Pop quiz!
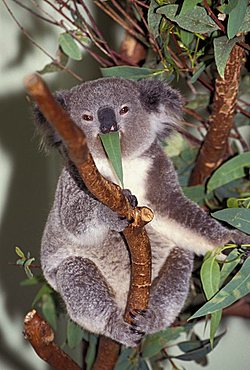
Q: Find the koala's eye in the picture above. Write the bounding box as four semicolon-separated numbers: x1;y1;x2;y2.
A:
119;106;129;115
82;113;93;122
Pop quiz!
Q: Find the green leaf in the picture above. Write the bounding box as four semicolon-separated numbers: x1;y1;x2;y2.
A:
207;152;250;193
179;0;201;15
227;197;239;208
227;0;248;39
39;48;69;75
42;294;57;330
239;7;250;33
200;257;220;300
220;249;241;288
212;208;250;234
58;33;82;61
180;29;195;47
101;66;165;80
182;185;205;204
148;0;162;38
32;283;53;306
86;334;98;370
190;62;206;83
67;320;84;349
172;332;225;361
20;276;41;286
15;246;25;259
210;310;222;347
190;257;250;319
142;326;184;358
100;132;124;188
157;5;220;34
213;36;239;78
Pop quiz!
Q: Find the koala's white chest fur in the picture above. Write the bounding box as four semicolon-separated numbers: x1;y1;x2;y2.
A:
94;155;151;205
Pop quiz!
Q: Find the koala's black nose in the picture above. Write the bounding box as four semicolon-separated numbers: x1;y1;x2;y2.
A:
98;107;118;134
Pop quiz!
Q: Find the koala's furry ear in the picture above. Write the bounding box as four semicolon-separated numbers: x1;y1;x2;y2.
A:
137;79;183;118
33;90;70;149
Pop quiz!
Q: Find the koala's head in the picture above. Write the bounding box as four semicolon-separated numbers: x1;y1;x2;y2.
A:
34;77;183;159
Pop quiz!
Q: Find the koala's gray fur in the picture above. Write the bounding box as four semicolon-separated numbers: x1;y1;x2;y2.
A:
34;78;249;347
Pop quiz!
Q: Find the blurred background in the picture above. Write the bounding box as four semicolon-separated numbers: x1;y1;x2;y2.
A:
0;1;250;369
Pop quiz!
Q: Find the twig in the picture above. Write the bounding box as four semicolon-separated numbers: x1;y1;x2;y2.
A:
24;310;81;370
203;0;225;33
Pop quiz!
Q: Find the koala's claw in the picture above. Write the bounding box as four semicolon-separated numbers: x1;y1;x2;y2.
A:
122;189;138;208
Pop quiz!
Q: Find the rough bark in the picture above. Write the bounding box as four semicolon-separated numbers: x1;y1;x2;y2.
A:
189;44;245;185
24;310;81;370
24;73;153;370
92;337;121;370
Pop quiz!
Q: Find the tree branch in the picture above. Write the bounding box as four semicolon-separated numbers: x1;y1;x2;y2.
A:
24;310;81;370
189;44;245;185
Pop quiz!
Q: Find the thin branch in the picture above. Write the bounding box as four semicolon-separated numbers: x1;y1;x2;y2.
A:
203;0;225;33
11;0;58;25
111;0;145;35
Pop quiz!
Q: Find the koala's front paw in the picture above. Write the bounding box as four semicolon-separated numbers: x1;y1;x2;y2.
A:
122;189;138;208
129;309;156;335
108;314;144;347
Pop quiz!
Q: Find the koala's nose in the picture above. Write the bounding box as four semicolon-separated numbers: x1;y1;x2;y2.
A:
98;107;118;134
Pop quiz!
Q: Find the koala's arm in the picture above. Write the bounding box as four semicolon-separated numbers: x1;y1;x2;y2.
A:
146;145;250;255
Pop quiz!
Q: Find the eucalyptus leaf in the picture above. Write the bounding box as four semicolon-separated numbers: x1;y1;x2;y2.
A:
142;326;184;358
227;0;248;39
180;29;194;47
67;320;84;349
179;0;201;15
239;7;250;33
212;208;250;234
157;5;220;34
32;283;53;307
148;0;162;38
171;332;225;361
200;257;220;300
210;310;222;348
220;249;241;288
15;246;25;259
182;185;205;204
100;132;124;188
207;152;250;193
190;258;250;319
191;62;206;83
213;36;239;78
42;294;57;330
101;66;165;80
86;334;98;370
58;33;82;61
114;348;135;370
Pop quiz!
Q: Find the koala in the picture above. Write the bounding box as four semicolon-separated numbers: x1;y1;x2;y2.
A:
34;77;249;347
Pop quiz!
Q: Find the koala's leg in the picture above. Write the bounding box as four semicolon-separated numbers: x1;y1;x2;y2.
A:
130;248;193;335
55;256;143;347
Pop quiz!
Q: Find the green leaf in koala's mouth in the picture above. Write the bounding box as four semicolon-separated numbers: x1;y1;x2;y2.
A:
99;132;124;188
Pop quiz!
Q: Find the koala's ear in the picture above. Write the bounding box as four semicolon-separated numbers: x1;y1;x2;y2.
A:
137;79;183;118
33;90;70;148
